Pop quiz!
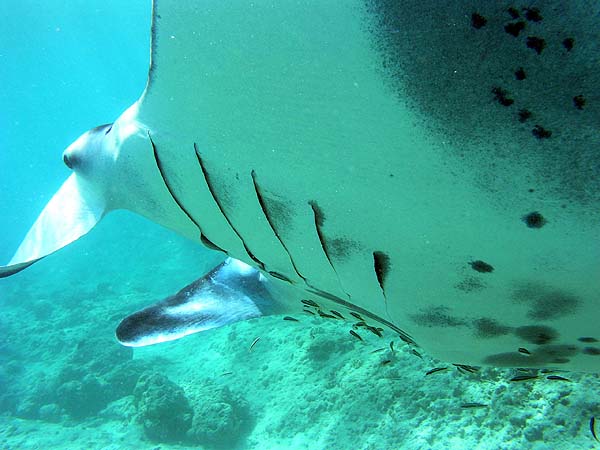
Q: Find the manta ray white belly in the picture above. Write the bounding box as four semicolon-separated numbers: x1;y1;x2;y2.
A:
1;0;599;373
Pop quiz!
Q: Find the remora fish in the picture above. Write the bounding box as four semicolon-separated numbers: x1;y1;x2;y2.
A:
1;1;599;373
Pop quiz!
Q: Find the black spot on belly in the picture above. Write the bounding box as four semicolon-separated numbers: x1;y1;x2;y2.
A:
562;37;574;51
472;318;512;338
518;109;532;122
507;7;519;19
531;125;551;139
522;211;546;228
492;87;514;106
515;325;558;345
583;347;600;355
526;36;546;55
469;260;494;273
514;67;526;80
410;306;467;328
505;21;526;37
471;13;487;29
524;8;543;23
511;282;580;320
578;337;598;343
573;95;586;110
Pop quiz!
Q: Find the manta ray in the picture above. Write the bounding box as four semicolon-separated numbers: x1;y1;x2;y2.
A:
2;1;599;373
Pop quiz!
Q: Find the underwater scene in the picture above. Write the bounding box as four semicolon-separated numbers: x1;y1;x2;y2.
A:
1;1;599;449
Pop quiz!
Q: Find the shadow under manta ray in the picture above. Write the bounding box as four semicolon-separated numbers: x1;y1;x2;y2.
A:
1;1;599;373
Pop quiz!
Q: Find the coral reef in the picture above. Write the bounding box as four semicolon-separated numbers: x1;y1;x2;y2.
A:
186;380;252;448
133;371;193;443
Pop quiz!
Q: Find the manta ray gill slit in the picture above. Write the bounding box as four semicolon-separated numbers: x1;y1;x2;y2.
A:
250;169;306;283
193;143;266;270
148;133;225;252
373;251;390;301
308;200;333;266
308;200;351;299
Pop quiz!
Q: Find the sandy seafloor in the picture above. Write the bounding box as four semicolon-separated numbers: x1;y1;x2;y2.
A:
1;1;599;449
0;215;598;450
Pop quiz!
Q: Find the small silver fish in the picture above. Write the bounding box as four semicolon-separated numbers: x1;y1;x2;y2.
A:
249;337;260;351
461;402;487;409
349;311;364;321
349;330;363;341
425;367;449;376
510;375;538;382
546;375;571;382
330;310;345;319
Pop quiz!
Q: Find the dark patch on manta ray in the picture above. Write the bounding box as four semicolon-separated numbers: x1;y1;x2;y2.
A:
327;237;361;261
483;349;572;367
562;37;575;51
484;342;578;366
483;352;534;367
583;347;600;356
410;306;467;328
515;325;558;345
251;170;306;282
536;344;578;364
522;211;546;228
504;21;526;37
365;2;600;207
455;276;486;293
511;281;580;320
470;13;487;29
526;36;546;55
472;318;512;338
260;193;294;230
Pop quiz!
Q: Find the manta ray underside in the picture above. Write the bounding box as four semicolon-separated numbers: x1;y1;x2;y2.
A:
1;1;599;373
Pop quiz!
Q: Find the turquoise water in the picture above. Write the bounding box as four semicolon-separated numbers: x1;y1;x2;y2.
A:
1;2;599;449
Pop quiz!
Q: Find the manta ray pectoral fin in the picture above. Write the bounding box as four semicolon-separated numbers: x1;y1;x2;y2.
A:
0;174;106;278
116;258;291;347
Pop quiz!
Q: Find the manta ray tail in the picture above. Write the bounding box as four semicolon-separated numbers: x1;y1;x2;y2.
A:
0;174;105;278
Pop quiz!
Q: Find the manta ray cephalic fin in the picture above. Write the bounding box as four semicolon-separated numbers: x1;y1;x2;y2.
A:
116;258;291;347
